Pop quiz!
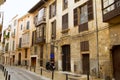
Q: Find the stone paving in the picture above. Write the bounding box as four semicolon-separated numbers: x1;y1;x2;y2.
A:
18;66;104;80
0;69;5;80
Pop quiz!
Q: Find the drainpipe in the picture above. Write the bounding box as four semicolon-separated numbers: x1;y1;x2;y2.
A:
94;0;100;78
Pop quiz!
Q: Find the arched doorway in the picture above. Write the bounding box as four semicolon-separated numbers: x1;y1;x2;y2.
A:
62;45;71;71
112;45;120;80
18;53;21;65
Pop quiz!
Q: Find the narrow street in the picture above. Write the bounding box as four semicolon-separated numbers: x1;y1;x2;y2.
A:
5;66;51;80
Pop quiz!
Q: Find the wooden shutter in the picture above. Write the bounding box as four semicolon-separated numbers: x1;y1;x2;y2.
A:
49;5;51;19
88;0;93;21
51;20;56;39
32;31;34;46
62;13;68;30
80;41;89;51
79;22;88;32
73;8;78;26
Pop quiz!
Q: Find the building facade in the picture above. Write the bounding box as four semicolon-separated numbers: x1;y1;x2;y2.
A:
28;0;112;78
102;0;120;80
1;0;120;79
15;14;33;66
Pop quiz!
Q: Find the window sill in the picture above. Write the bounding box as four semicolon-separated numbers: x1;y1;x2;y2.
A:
61;28;70;34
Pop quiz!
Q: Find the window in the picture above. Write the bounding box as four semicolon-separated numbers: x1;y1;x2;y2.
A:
49;1;56;19
62;13;68;30
19;38;22;48
21;24;23;30
74;0;80;3
36;25;44;38
51;20;56;39
73;0;93;32
63;0;68;10
25;49;27;58
26;21;30;29
34;15;38;25
34;46;37;55
103;0;115;14
80;5;88;24
80;41;89;51
40;45;43;66
12;41;14;50
38;8;45;22
32;31;36;46
14;29;15;35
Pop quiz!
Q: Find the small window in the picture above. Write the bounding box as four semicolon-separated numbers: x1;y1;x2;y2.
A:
63;0;68;10
49;1;56;19
80;41;89;51
26;21;30;29
62;13;68;30
51;20;56;39
21;24;23;30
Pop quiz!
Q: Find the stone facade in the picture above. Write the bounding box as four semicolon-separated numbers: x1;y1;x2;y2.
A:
2;0;119;79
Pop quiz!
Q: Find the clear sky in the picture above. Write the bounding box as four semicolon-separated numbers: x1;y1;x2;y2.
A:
0;0;39;29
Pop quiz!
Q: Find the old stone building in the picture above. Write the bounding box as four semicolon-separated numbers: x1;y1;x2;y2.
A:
1;0;120;79
15;14;33;66
101;0;120;80
1;15;18;65
28;0;112;78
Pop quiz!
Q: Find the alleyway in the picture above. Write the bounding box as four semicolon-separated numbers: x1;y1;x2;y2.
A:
5;66;51;80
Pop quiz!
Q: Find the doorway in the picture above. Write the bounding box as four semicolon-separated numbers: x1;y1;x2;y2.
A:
31;57;36;67
62;45;71;71
18;53;21;65
82;54;90;74
112;45;120;80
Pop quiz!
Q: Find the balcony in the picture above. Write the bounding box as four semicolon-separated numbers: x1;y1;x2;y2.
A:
23;27;30;33
102;0;120;23
35;37;45;44
34;8;46;27
21;42;30;48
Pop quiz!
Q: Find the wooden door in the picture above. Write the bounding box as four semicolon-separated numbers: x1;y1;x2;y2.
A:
62;45;71;71
31;57;36;67
112;45;120;80
82;54;90;74
18;53;21;65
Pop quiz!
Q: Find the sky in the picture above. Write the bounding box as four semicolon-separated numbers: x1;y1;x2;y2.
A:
0;0;39;29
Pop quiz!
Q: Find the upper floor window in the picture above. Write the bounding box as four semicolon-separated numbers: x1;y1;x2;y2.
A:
51;20;56;39
102;0;115;14
74;0;80;3
36;25;45;38
73;0;93;32
80;4;88;24
14;29;16;35
21;24;23;30
49;1;56;19
80;41;89;51
38;8;45;22
63;0;68;10
62;13;68;30
26;21;30;29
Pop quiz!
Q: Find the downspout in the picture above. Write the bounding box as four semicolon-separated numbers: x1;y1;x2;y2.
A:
94;0;100;78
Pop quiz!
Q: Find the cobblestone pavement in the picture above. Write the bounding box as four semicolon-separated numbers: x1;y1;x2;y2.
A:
0;69;5;80
5;66;51;80
16;66;104;80
3;65;104;80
